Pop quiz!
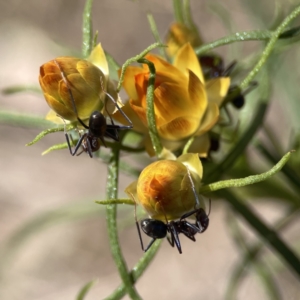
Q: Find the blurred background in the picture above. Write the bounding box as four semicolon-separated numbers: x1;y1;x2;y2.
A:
0;0;300;299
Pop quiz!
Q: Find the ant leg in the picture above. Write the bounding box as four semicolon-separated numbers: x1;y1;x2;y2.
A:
143;238;157;252
131;192;147;252
169;223;182;254
222;60;237;76
180;223;197;242
167;233;175;247
65;134;87;156
103;90;133;129
179;208;201;221
135;222;146;251
86;138;93;158
133;197;145;251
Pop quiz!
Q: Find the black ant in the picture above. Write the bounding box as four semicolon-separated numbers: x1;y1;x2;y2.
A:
198;54;257;110
136;204;210;254
133;168;210;254
54;59;133;158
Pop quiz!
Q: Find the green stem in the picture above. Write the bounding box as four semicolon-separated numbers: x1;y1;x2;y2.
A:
194;26;300;56
96;199;135;206
240;5;300;90
137;58;163;157
182;0;195;29
104;240;162;300
200;151;292;194
256;143;300;196
105;145;142;300
0;111;54;129
172;0;184;23
146;13;166;59
117;42;164;93
2;85;41;94
82;0;94;58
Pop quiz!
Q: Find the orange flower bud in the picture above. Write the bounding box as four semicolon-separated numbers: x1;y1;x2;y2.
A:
39;56;106;122
165;22;203;58
126;153;204;221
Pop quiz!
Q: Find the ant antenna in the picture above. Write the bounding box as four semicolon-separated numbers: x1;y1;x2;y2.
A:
207;199;211;216
100;76;133;129
186;168;201;208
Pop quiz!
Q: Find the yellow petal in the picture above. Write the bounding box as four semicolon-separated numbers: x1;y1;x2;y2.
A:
188;70;207;122
177;153;203;181
188;134;210;157
206;77;231;106
196;102;219;135
144;54;179;75
87;43;109;77
76;60;105;94
44;92;77;121
119;66;144;100
174;43;204;83
158;116;200;140
45;110;66;124
113;101;147;134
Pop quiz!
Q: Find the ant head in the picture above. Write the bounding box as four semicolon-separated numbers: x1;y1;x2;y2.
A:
196;208;210;233
141;219;168;239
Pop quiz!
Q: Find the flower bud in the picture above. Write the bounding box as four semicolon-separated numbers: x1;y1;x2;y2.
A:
39;55;106;122
126;153;203;221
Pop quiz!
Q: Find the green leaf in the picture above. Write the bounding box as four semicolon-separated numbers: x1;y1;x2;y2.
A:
221;189;300;279
76;279;98;300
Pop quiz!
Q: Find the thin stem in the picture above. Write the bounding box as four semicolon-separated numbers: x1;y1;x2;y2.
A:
104;240;162;300
194;26;300;56
256;143;300;196
2;85;42;94
137;58;163;157
82;0;94;58
117;42;165;93
146;13;166;59
240;5;300;90
95;199;135;206
200;151;292;194
105;145;142;300
172;0;184;23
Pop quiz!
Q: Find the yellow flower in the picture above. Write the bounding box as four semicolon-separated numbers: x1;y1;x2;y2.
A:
39;44;118;123
165;22;202;58
126;153;204;221
114;43;230;157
